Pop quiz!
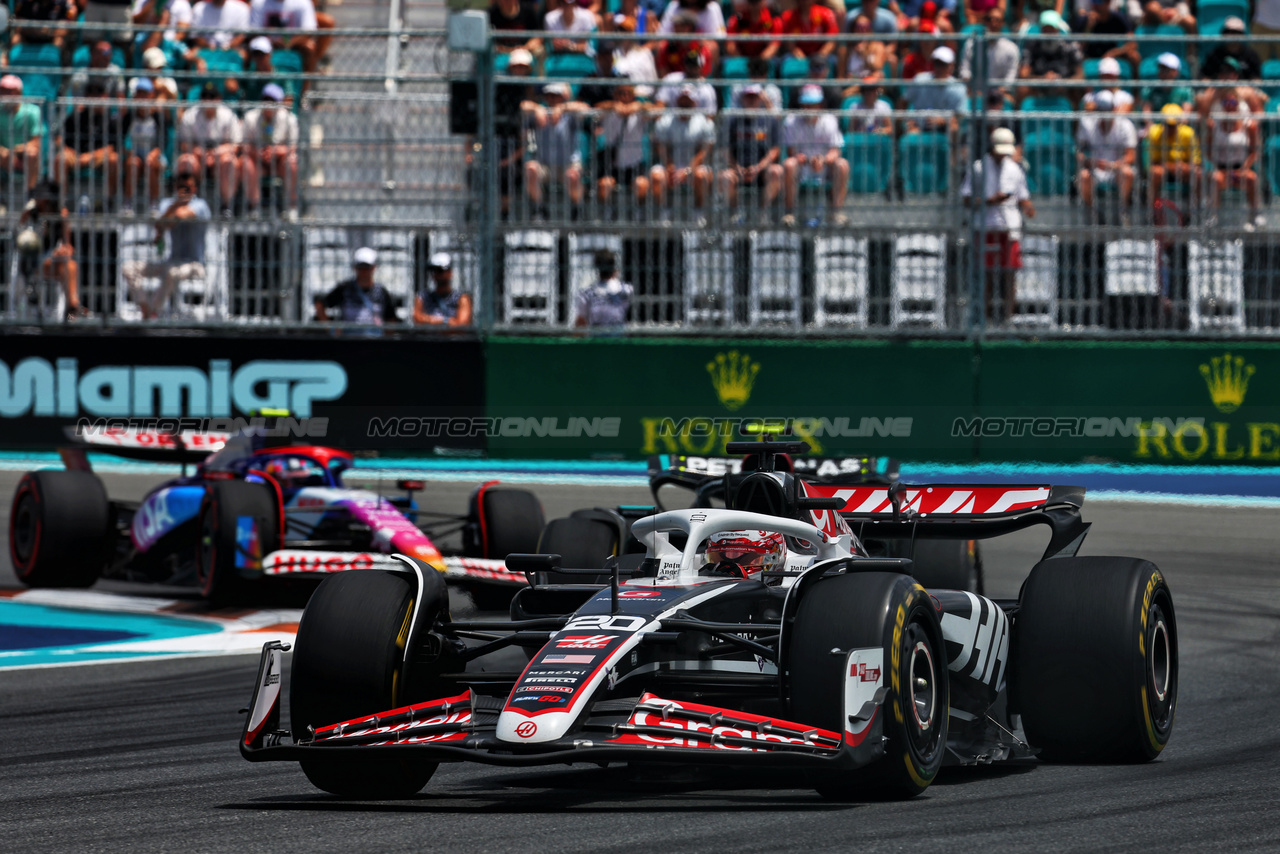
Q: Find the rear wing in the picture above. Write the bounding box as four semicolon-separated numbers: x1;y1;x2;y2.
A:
61;425;230;464
648;454;898;484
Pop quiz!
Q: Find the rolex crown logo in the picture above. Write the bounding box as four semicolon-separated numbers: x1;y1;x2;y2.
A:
1199;352;1255;414
707;350;760;411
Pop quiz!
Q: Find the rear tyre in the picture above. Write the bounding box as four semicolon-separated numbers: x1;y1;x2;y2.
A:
290;569;447;798
1013;556;1177;763
195;480;280;606
910;538;982;593
9;470;110;588
465;487;544;611
788;571;947;800
538;515;618;584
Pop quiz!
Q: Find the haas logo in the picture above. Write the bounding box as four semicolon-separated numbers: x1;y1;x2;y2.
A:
515;721;538;739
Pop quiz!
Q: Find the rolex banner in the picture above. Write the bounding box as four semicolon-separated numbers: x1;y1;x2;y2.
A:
486;338;1280;465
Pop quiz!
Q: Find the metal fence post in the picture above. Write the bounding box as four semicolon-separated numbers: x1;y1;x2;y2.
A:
970;30;990;338
476;44;496;331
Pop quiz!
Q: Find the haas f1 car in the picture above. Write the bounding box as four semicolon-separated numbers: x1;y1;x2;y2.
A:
240;441;1178;800
8;427;541;605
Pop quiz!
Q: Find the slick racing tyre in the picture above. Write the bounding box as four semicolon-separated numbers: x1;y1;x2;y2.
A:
1012;556;1177;762
195;480;280;606
466;487;544;611
788;571;948;800
9;470;110;588
291;569;449;798
537;515;618;584
910;539;983;593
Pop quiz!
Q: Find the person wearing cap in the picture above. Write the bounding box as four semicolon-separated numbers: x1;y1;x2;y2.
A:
490;0;544;56
727;0;782;61
545;0;599;57
240;35;281;102
315;247;403;325
55;81;127;205
904;45;967;132
1139;53;1192;115
250;0;330;77
1076;88;1137;215
1205;86;1264;230
647;88;716;218
19;180;84;319
178;84;246;215
594;81;654;208
122;169;212;318
11;0;77;49
124;76;168;211
1083;56;1135;113
719;84;784;217
1073;0;1139;70
730;56;784;111
1147;103;1200;208
415;253;474;327
782;84;849;225
189;0;251;53
1201;18;1262;81
241;82;299;216
841;73;893;133
574;249;633;329
521;83;589;216
959;8;1020;85
484;48;535;216
962;127;1034;325
139;46;182;101
780;0;838;61
68;40;126;99
656;47;720;113
611;12;660;93
0;75;45;193
1018;11;1083;103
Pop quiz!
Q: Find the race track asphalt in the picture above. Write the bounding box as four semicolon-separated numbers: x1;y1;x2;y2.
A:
2;472;1279;853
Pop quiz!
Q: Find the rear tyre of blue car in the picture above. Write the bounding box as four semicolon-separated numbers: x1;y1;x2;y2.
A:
9;470;110;588
788;571;948;800
290;569;447;798
196;480;280;606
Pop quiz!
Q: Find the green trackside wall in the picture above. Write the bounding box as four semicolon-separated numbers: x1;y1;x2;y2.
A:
484;337;1280;465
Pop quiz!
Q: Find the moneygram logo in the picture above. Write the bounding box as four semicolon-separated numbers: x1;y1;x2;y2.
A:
1200;352;1254;414
707;351;759;411
0;358;347;419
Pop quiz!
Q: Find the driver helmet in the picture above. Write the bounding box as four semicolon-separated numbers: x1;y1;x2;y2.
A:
263;457;310;488
705;530;786;578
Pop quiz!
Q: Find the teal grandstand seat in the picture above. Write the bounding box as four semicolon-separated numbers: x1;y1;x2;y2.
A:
1135;23;1187;61
544;53;597;80
779;56;810;80
1024;131;1075;195
1019;96;1073;144
900;132;948;194
9;42;63;69
722;56;750;80
1197;0;1249;36
843;132;892;193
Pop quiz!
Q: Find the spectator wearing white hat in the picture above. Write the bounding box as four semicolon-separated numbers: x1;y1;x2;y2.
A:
1082;56;1134;113
241;36;281;101
0;75;45;193
1201;18;1262;80
241;83;298;217
415;253;473;327
1073;0;1139;73
1139;53;1193;115
655;48;719;115
521;82;589;216
190;0;251;53
961;127;1034;325
904;46;967;133
782;84;848;225
315;247;402;324
1076;88;1137;216
250;0;331;77
140;46;181;100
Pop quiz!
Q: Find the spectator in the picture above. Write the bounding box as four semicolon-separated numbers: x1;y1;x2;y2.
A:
656;49;718;113
904;46;966;132
521;82;588;216
1254;0;1280;63
847;0;899;36
727;0;782;61
961;127;1034;325
658;0;726;37
490;0;544;56
177;83;245;215
314;247;402;324
1201;18;1262;81
899;20;940;81
19;180;84;318
1133;0;1193;34
782;84;849;225
839;14;887;81
1147;103;1200;207
1083;56;1134;112
730;56;784;110
414;252;473;327
1073;0;1138;71
141;46;181;100
576;49;623;106
0;76;45;194
486;48;535;216
645;87;715;218
960;9;1020;86
594;81;651;207
190;0;251;53
250;0;331;75
611;15;659;92
719;85;784;217
69;41;126;99
1139;53;1192;114
122;170;212;317
603;0;659;41
131;0;194;54
842;73;893;133
56;82;125;205
82;0;136;44
965;0;1005;28
1018;11;1082;102
11;0;77;48
241;36;282;101
241;83;298;216
902;0;956;33
1206;87;1263;230
545;0;598;56
124;77;167;211
780;0;838;62
575;249;632;328
1076;89;1136;216
1196;57;1267;115
656;15;713;76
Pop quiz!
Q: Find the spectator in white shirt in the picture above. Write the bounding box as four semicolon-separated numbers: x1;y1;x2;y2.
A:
961;127;1035;325
545;1;598;56
241;83;298;216
190;0;251;53
646;87;716;218
1076;89;1136;214
250;0;331;74
656;49;718;114
1082;56;1135;113
178;83;245;214
959;9;1020;87
782;85;849;225
131;0;193;53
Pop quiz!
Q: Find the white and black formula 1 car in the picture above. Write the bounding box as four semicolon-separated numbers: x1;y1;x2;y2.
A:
239;442;1178;800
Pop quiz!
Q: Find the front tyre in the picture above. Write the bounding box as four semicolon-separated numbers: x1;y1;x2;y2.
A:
1012;556;1178;762
788;571;948;800
290;569;445;798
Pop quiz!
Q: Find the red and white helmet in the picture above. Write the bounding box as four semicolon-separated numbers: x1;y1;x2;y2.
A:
705;530;786;578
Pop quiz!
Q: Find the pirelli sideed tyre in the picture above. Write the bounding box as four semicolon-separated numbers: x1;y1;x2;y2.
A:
788;571;948;800
910;538;983;593
1012;556;1178;763
9;470;110;588
290;569;448;798
196;480;280;606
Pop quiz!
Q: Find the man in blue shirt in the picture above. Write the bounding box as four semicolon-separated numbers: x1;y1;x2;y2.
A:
315;246;402;325
122;170;212;319
575;250;633;329
904;45;967;133
414;252;473;327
